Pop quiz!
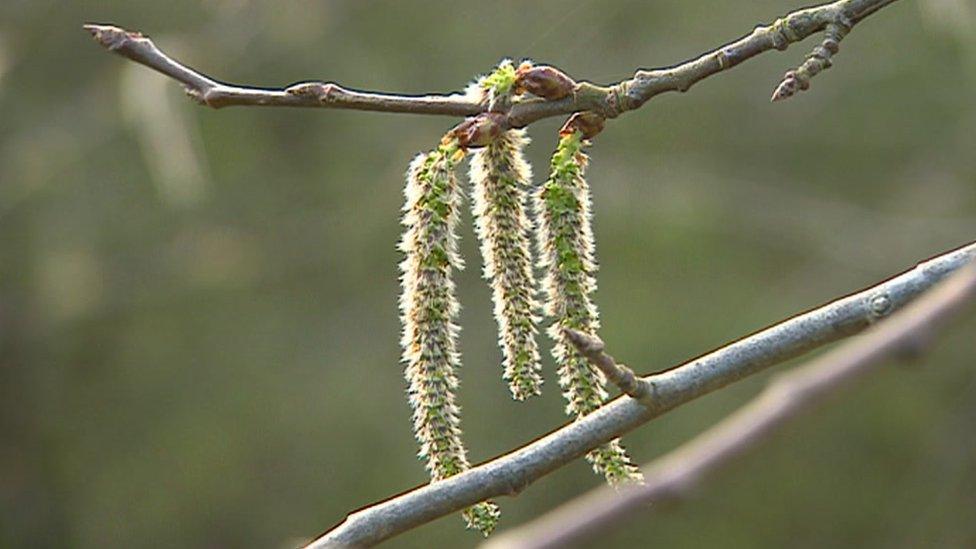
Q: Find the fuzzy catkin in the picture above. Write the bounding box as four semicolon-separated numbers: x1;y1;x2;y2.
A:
534;131;643;485
469;129;543;400
399;140;500;534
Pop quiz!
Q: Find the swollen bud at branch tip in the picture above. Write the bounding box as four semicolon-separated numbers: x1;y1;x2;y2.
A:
449;112;506;149
514;62;576;101
559;112;605;140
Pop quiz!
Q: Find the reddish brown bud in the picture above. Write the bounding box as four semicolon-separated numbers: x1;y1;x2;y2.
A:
449;112;506;149
559;112;605;140
514;62;575;101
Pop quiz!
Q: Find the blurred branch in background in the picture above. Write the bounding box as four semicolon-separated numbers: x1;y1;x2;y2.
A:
486;264;976;549
0;34;9;89
307;242;975;547
83;0;900;129
120;56;210;207
628;167;976;274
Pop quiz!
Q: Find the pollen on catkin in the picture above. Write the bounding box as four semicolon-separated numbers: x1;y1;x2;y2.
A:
469;129;543;400
399;138;500;535
533;130;643;485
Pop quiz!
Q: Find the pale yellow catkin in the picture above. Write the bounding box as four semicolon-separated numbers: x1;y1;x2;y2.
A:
399;140;500;535
469;129;544;400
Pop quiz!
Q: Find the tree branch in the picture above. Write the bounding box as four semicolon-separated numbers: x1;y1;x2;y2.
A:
81;24;484;115
485;263;976;549
305;241;974;547
84;0;900;127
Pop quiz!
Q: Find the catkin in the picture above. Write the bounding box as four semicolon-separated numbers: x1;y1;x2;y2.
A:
469;129;543;400
534;131;643;485
399;139;500;534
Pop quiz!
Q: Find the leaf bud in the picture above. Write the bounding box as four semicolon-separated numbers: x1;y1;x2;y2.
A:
514;62;576;101
559;112;605;140
449;112;506;149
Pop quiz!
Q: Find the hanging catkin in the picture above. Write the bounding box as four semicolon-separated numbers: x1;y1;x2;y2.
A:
534;129;643;485
399;138;500;534
469;129;543;400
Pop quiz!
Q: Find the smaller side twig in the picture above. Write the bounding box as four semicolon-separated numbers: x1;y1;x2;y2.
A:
771;18;851;101
564;329;652;405
486;264;976;549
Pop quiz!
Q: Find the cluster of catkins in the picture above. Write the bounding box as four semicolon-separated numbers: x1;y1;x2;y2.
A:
399;60;641;536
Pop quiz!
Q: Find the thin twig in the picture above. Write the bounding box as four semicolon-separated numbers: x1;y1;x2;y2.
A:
485;264;976;549
563;329;652;404
82;24;483;115
84;0;899;128
305;241;974;548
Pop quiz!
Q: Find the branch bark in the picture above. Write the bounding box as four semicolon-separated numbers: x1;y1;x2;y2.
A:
84;0;900;128
485;263;976;549
306;241;975;547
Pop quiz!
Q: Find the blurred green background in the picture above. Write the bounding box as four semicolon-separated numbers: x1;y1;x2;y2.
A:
2;1;975;547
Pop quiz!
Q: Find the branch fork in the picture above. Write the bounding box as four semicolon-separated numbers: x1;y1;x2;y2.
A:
771;14;853;101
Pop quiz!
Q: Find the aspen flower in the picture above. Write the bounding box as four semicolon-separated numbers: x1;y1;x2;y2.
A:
534;130;643;485
470;129;543;399
400;138;500;534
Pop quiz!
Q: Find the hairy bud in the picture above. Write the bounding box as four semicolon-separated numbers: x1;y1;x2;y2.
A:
481;59;518;98
514;62;576;101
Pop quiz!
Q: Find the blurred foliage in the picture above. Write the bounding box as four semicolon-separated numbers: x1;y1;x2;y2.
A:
1;1;975;547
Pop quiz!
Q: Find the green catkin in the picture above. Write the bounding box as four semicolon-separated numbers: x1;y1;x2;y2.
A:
479;59;518;111
469;129;543;400
534;131;643;485
399;138;500;535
